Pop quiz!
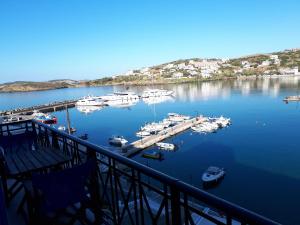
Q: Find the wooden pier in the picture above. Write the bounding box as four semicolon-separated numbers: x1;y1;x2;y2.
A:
0;99;79;116
123;116;206;157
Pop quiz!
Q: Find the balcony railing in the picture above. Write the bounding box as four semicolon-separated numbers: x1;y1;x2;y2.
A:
0;120;280;225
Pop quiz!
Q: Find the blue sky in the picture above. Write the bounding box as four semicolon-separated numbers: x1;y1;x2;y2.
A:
0;0;299;82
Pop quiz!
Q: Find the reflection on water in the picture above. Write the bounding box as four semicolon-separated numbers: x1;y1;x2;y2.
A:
143;96;174;105
0;77;300;111
168;77;300;102
106;98;139;109
77;106;104;114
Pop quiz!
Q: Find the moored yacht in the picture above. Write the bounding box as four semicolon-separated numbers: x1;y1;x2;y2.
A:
136;130;151;137
99;91;139;101
140;122;165;134
156;142;175;151
76;96;106;106
167;113;190;123
108;136;128;146
202;166;225;183
191;122;218;133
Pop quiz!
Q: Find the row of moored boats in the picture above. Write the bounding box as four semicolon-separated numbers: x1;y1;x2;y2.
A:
75;89;174;107
191;116;231;133
137;113;190;137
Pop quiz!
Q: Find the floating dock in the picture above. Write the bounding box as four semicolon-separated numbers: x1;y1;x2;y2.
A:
123;116;206;157
0;99;79;116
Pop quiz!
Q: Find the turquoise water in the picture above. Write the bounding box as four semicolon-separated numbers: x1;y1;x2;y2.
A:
1;78;300;224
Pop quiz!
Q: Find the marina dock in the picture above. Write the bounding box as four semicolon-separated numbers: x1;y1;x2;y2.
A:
0;99;79;116
123;116;206;157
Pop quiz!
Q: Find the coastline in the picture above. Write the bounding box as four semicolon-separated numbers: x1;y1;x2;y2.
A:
1;74;299;94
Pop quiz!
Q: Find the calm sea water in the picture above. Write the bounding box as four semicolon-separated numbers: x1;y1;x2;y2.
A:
1;78;300;224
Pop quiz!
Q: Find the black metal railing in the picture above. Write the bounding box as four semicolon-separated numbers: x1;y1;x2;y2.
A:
0;120;280;225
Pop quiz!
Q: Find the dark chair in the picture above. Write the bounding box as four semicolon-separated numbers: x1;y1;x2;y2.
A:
26;159;102;225
0;131;37;204
0;183;8;225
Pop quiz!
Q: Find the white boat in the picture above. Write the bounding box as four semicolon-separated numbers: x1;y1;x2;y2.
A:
76;96;106;106
209;116;231;128
216;116;231;127
141;89;174;98
58;125;66;131
167;113;190;123
156;142;175;150
136;130;151;137
108;136;128;146
141;122;165;134
191;122;218;133
202;167;225;183
100;91;139;101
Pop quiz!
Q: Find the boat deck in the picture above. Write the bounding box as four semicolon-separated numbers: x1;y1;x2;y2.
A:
123;116;206;157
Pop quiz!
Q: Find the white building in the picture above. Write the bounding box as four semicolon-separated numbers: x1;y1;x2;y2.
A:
241;61;251;69
270;55;278;60
259;60;270;67
279;67;299;75
140;67;150;73
270;55;280;65
173;72;184;79
201;69;213;78
163;64;174;70
189;71;198;76
177;63;186;70
125;70;134;76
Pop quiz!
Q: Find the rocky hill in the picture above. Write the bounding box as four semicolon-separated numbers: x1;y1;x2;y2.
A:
1;48;300;92
0;80;80;93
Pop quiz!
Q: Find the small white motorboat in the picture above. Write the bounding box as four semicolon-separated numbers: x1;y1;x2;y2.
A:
58;125;66;131
156;142;175;151
136;130;151;137
108;136;128;146
167;113;190;122
202;166;225;183
211;116;231;128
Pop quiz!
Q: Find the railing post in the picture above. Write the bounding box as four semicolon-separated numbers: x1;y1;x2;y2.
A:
0;123;3;136
170;185;181;225
86;147;103;224
51;131;59;149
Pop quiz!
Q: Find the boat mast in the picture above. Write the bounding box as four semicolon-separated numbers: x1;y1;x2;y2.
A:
66;105;71;134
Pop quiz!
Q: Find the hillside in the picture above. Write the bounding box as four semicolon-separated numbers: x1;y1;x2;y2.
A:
0;80;80;93
1;48;300;92
91;48;300;86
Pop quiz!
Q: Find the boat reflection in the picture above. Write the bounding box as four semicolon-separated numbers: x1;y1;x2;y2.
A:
106;98;139;109
143;96;174;105
76;105;105;114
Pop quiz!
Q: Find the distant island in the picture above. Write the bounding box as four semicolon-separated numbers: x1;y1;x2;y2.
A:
1;48;300;93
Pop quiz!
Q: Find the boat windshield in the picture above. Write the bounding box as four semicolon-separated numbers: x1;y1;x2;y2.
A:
207;167;221;174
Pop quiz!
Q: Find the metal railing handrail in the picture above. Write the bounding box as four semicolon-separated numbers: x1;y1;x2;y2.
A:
30;120;280;225
0;120;281;225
